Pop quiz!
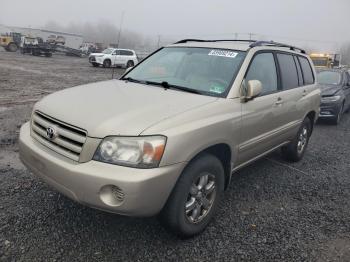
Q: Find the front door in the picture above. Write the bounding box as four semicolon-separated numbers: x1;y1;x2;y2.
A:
238;52;286;164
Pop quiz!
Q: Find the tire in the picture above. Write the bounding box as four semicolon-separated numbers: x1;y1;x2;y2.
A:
8;43;18;52
331;103;344;125
32;50;40;56
126;60;134;68
103;59;111;68
92;63;99;67
159;154;225;238
281;117;311;162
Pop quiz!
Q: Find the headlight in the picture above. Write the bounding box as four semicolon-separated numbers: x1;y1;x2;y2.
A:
321;95;341;103
93;136;166;168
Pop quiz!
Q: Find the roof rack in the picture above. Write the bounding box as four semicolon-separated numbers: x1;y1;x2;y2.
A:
174;39;306;54
249;40;306;54
174;39;256;44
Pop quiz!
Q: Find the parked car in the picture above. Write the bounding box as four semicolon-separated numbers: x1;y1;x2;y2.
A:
19;39;320;237
47;35;65;45
317;68;350;124
88;48;138;68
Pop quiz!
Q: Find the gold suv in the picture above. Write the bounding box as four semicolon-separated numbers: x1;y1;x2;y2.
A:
19;39;320;237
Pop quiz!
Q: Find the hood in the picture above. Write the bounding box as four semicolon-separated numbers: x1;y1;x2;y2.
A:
35;80;217;137
319;84;342;97
89;53;105;57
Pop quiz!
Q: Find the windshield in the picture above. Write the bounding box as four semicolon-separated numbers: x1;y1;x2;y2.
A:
123;47;246;97
102;48;114;54
317;70;341;85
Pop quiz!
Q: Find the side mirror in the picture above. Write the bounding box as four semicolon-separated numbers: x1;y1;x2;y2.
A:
242;80;262;101
125;67;133;73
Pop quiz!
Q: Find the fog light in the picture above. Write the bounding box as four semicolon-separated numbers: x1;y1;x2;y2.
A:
99;185;125;206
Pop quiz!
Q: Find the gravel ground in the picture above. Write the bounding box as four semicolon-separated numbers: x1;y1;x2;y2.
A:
1;50;350;261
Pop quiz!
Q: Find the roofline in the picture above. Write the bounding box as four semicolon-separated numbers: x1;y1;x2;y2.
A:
173;39;306;54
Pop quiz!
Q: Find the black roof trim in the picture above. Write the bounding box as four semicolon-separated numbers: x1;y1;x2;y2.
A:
174;39;257;44
173;39;306;54
249;40;306;54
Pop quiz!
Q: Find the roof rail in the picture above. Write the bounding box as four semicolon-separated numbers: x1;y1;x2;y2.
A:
174;39;257;44
249;40;306;54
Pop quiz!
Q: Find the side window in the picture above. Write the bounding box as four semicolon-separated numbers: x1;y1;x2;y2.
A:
246;52;278;95
120;50;133;56
293;56;303;86
299;57;315;85
113;50;120;55
277;53;299;90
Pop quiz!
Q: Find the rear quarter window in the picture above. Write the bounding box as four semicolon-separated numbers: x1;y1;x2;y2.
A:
299;57;315;85
277;53;299;90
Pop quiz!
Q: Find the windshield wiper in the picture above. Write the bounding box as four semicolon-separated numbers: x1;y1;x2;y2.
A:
122;77;145;84
145;80;202;94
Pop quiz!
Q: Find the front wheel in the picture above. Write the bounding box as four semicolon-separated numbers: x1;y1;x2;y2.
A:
159;154;224;238
331;103;344;125
8;43;18;52
281;117;311;162
103;59;111;68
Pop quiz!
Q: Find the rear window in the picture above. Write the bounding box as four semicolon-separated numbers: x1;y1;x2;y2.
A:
277;53;299;90
317;71;342;85
299;57;315;85
120;50;133;56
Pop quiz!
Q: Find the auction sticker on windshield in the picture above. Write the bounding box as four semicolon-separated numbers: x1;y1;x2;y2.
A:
208;50;238;58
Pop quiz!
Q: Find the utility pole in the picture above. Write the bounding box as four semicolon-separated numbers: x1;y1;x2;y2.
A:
157;35;161;49
116;11;125;48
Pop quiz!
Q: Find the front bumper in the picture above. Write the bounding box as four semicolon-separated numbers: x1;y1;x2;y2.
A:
89;56;103;65
19;122;185;216
319;101;342;118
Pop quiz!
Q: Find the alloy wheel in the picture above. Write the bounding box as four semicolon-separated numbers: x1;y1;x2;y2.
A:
185;173;216;224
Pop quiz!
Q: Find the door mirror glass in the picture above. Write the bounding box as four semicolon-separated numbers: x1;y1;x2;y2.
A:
243;80;262;101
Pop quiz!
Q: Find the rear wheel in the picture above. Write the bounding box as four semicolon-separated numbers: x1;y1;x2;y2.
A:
103;59;111;68
281;117;311;162
159;154;224;238
8;43;18;52
126;60;134;68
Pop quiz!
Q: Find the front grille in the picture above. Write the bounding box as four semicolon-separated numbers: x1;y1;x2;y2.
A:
31;111;87;161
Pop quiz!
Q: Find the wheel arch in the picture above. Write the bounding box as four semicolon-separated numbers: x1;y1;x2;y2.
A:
185;143;233;190
305;110;316;134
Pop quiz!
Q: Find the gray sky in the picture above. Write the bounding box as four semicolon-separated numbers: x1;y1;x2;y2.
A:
1;0;349;51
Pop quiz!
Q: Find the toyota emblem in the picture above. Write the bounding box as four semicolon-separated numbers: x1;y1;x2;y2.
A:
46;126;57;140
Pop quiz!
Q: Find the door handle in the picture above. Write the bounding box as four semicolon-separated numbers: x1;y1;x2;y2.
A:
275;97;283;105
302;90;307;96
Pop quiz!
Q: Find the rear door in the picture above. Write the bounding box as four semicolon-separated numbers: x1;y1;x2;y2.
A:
273;52;307;141
119;50;130;66
238;52;286;164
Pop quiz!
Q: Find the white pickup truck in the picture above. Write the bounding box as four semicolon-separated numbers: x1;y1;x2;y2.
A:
89;48;138;68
